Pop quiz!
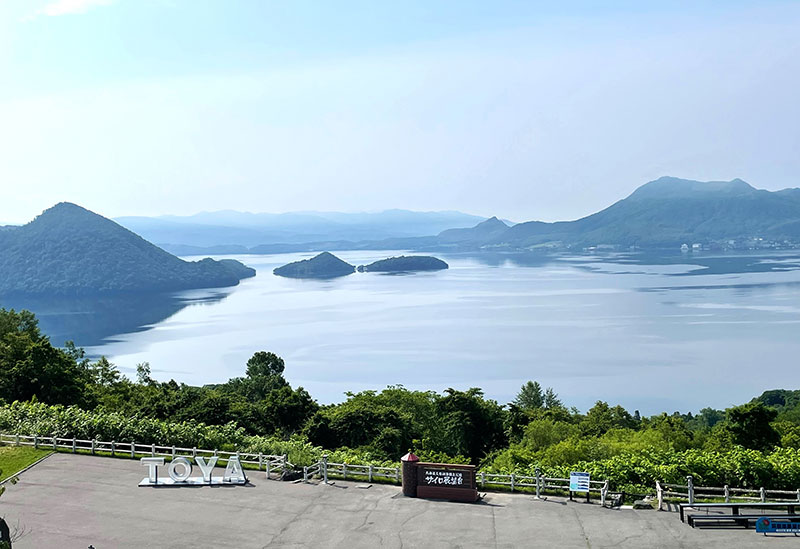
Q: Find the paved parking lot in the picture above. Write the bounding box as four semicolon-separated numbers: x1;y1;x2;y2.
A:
1;453;796;548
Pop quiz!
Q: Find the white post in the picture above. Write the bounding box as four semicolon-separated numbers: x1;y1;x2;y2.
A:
368;464;373;483
760;487;766;503
322;455;328;484
258;453;263;470
601;480;609;507
481;471;486;489
91;439;96;455
657;481;664;511
151;443;155;457
724;485;730;503
303;466;309;483
34;435;38;449
111;441;115;456
72;438;76;454
796;488;800;503
192;447;197;459
172;446;176;459
535;468;541;498
342;462;347;480
394;467;399;484
15;434;19;447
130;441;135;458
53;437;57;451
510;473;515;492
266;459;271;479
686;475;694;505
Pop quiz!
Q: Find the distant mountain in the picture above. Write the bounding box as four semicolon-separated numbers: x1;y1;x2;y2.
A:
273;252;355;279
0;203;255;296
116;209;487;249
437;217;509;245
357;256;448;273
491;177;800;249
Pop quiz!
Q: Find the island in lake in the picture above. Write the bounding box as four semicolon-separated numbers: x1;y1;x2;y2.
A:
357;255;448;273
273;252;356;279
274;252;449;278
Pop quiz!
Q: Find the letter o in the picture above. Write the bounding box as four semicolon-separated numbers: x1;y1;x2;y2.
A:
168;457;193;482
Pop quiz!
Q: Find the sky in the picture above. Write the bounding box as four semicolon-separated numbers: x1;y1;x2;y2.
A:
1;0;799;224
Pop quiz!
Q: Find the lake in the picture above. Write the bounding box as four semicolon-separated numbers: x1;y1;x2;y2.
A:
11;250;800;415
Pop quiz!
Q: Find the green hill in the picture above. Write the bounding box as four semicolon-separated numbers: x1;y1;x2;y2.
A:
357;256;448;273
0;202;255;296
464;177;800;250
273;252;355;279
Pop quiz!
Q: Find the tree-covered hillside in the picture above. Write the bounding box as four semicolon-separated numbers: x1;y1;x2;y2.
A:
0;203;255;295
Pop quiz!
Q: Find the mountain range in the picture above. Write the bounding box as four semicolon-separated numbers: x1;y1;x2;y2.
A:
124;177;800;255
0;203;255;296
115;210;488;250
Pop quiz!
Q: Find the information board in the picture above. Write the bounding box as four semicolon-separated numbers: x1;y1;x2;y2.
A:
756;517;800;534
569;471;590;493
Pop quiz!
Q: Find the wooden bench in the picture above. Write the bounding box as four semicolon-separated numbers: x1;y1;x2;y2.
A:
687;514;800;528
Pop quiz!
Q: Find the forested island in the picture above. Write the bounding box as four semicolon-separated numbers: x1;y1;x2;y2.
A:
273;251;355;278
357;255;448;273
274;252;449;278
2;306;799;498
0;202;255;296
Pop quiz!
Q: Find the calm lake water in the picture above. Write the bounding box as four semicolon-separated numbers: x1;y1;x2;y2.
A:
13;250;800;414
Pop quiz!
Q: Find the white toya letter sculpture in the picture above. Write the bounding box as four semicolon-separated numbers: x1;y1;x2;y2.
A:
139;455;248;486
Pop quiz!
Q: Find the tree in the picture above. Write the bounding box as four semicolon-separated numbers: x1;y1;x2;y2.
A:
0;308;92;406
543;388;563;410
513;381;543;410
725;402;779;451
136;362;154;385
246;352;285;378
434;388;507;463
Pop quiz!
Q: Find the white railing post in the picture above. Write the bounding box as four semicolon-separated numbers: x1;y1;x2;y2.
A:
53;437;57;451
258;453;263;470
303;466;309;483
760;487;766;503
394;467;399;484
34;435;38;449
687;475;694;505
131;441;136;458
111;441;115;457
480;471;485;489
535;468;541;498
724;485;730;503
266;459;271;479
657;481;663;511
601;480;609;507
193;447;197;459
322;455;328;484
368;464;373;483
91;439;96;455
172;446;176;459
72;438;76;454
796;488;800;503
510;473;515;492
151;443;155;457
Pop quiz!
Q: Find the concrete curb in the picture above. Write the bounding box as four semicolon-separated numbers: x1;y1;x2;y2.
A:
0;450;54;485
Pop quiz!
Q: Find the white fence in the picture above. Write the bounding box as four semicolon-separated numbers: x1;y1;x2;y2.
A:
0;433;291;479
304;457;611;505
656;475;800;510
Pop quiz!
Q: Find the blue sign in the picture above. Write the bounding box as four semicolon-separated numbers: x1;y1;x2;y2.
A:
756;517;800;534
569;472;590;492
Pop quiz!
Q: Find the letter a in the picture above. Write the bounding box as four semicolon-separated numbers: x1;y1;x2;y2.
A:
224;456;248;484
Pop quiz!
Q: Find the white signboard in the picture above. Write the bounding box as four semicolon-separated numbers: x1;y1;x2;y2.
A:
138;456;248;486
569;471;590;493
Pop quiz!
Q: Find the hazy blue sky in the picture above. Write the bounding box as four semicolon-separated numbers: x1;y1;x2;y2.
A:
1;1;799;224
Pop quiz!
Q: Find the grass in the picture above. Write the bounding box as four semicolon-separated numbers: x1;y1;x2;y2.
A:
0;446;52;481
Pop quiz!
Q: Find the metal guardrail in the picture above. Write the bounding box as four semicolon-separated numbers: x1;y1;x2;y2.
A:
656;476;800;510
0;433;291;478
